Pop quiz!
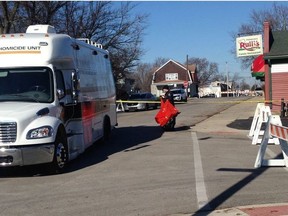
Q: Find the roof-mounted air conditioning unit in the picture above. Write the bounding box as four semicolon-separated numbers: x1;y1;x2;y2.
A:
26;25;56;34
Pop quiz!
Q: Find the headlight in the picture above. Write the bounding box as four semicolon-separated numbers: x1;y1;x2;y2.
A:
27;126;54;139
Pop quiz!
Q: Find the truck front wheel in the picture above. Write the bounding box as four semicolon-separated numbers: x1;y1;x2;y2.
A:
46;134;68;174
54;138;68;170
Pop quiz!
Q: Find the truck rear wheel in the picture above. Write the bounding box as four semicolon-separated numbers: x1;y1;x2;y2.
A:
101;117;111;144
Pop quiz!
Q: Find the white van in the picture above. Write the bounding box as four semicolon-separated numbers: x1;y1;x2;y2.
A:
0;25;117;172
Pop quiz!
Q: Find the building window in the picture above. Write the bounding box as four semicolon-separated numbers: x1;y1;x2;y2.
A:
165;73;178;81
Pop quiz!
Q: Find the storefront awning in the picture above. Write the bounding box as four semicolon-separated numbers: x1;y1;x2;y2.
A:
251;72;264;80
251;54;265;80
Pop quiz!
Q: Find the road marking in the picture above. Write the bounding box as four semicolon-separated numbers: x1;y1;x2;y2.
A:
191;131;211;211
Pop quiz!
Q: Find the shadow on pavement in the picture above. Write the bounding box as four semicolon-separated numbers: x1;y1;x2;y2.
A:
226;117;253;130
227;115;288;132
193;153;283;215
67;125;164;173
174;125;191;131
0;126;164;177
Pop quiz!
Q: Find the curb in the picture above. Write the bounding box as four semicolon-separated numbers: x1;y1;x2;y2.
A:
189;203;288;216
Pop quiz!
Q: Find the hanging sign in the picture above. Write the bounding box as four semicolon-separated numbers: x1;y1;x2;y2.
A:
236;35;263;57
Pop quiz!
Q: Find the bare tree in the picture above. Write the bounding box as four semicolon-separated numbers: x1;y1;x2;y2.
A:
152;57;170;69
231;3;288;69
239;79;250;91
60;2;148;83
131;63;153;92
0;1;20;33
212;72;226;82
186;57;219;86
13;1;67;33
0;1;68;33
0;1;147;94
60;2;112;38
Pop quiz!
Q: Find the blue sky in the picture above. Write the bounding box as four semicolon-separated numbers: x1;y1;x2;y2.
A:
130;1;285;84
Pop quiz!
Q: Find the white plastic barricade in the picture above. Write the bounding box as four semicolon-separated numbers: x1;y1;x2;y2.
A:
116;100;125;112
249;103;279;145
254;115;288;168
249;103;265;137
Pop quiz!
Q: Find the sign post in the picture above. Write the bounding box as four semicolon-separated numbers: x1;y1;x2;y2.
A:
184;81;188;98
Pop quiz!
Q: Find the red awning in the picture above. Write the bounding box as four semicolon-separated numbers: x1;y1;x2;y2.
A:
251;54;265;72
251;55;265;80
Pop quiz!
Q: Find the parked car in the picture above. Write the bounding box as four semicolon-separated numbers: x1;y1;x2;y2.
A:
201;93;215;98
170;88;187;102
254;87;264;96
124;92;159;111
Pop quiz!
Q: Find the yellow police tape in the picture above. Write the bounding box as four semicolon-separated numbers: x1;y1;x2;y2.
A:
116;99;283;104
116;100;180;104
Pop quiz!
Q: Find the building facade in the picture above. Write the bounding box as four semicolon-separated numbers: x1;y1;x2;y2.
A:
151;59;198;97
252;22;288;113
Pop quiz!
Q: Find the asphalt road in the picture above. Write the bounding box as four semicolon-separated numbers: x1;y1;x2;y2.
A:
0;97;287;216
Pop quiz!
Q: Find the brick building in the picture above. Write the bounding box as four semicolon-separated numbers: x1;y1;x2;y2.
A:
151;59;199;97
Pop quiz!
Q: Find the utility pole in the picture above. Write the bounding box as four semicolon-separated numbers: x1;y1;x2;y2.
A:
185;55;189;96
226;62;229;98
186;55;188;82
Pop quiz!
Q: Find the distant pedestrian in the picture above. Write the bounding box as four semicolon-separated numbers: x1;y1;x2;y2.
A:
161;85;177;130
161;85;174;106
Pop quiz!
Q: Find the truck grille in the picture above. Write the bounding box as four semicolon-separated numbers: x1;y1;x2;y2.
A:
0;122;17;143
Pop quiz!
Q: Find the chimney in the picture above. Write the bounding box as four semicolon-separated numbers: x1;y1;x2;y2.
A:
263;22;270;54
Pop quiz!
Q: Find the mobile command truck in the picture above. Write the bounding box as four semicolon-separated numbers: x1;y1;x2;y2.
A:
0;25;117;172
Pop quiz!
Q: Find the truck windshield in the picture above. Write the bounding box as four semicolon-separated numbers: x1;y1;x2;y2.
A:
0;67;53;103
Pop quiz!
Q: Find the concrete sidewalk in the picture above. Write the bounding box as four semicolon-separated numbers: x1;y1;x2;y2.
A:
192;98;256;135
190;203;288;216
189;98;288;216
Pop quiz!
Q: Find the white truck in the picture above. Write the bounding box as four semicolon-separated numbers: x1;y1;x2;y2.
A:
0;25;117;172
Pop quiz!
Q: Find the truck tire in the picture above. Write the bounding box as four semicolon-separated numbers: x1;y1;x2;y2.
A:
101;117;111;144
46;132;68;174
54;136;68;170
